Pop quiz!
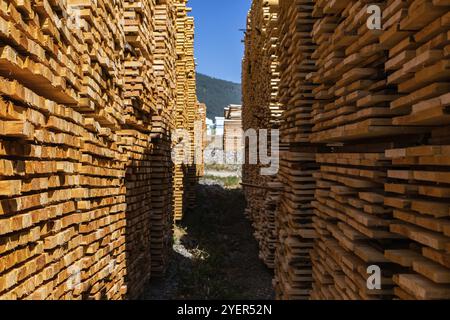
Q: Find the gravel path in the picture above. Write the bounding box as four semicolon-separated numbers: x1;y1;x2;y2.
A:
142;182;274;300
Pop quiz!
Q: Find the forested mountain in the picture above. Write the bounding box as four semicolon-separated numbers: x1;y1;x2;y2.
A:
196;73;242;119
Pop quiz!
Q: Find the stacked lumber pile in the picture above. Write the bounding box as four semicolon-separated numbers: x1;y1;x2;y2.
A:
195;102;207;178
242;0;284;269
308;0;405;300
173;1;199;221
311;145;400;300
150;0;177;277
120;0;161;297
0;0;128;299
183;14;200;211
77;0;126;130
379;0;450;300
309;0;450;300
272;0;319;299
223;104;243;156
244;0;450;300
384;142;450;300
0;0;200;300
309;1;424;144
76;0;129;299
275;146;318;299
172;1;188;222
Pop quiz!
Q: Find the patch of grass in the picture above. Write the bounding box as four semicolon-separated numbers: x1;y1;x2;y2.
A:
204;163;241;172
223;176;241;188
202;175;241;188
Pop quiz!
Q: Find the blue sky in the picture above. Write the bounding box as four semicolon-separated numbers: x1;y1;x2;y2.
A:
189;0;251;84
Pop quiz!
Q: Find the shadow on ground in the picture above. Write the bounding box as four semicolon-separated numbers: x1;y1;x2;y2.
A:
142;183;274;300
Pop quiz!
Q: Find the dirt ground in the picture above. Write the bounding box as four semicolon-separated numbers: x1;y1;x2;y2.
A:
142;170;274;300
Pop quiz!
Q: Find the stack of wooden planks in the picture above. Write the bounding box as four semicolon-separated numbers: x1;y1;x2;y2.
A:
244;0;450;300
223;104;243;156
275;146;318;299
384;142;450;299
308;0;400;300
195;102;207;178
380;0;450;300
183;13;201;212
173;1;188;222
172;1;203;221
242;0;284;269
0;0;202;300
272;0;319;300
121;0;168;297
310;0;450;300
311;145;400;300
149;0;178;278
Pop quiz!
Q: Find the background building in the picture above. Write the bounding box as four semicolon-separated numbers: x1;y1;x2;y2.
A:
223;104;243;155
215;117;225;136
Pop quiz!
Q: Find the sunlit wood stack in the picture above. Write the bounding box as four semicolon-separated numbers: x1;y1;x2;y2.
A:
66;0;127;300
311;145;400;300
244;0;450;300
384;141;450;300
183;15;200;211
195;102;207;178
223;104;243;155
309;0;450;300
0;0;128;300
0;0;200;300
124;0;155;283
308;0;404;300
379;0;450;300
242;0;284;269
173;2;189;222
149;0;177;277
173;1;200;220
76;0;126;130
273;0;319;300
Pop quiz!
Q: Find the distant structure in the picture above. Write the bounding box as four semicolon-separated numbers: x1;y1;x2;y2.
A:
203;106;243;165
206;118;214;136
223;104;243;154
215;117;225;136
